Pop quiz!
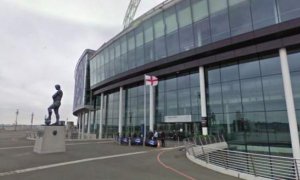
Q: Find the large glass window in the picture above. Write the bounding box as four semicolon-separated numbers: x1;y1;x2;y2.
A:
228;0;253;36
239;59;261;79
192;0;208;22
241;78;264;112
165;7;178;34
194;18;211;47
153;13;165;39
222;80;242;113
178;88;191;115
177;0;192;28
206;54;290;155
251;0;278;30
209;0;230;42
277;0;300;22
179;24;195;51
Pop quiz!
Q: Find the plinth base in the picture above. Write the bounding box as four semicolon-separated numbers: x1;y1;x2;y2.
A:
34;126;66;154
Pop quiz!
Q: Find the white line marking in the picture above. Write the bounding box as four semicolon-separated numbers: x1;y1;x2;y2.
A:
0;151;148;177
0;141;114;150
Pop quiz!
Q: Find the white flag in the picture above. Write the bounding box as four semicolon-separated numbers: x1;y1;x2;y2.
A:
145;75;158;86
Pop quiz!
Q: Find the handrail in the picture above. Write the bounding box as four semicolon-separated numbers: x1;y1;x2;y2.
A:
184;136;300;180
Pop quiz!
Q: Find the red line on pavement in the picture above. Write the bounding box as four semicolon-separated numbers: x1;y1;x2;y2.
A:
156;150;196;180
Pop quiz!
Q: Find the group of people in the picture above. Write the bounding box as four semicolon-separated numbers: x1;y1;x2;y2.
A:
148;130;166;147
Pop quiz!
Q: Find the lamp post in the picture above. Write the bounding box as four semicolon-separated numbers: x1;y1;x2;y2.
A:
15;109;19;131
31;113;34;130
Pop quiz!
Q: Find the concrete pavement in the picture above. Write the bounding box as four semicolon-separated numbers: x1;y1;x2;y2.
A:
0;130;239;180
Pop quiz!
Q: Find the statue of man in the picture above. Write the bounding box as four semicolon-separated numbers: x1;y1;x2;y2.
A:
45;84;63;125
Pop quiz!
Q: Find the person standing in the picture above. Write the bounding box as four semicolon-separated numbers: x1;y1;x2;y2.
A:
161;131;166;147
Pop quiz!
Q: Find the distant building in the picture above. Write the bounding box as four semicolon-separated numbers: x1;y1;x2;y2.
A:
73;0;300;157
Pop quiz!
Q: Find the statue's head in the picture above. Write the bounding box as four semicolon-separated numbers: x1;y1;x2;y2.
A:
55;84;61;90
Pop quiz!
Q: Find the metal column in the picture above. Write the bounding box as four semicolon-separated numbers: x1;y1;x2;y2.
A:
199;66;208;135
279;48;300;159
99;93;104;139
149;85;154;132
118;87;123;136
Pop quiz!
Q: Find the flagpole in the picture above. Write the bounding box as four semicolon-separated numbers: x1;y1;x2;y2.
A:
143;75;146;146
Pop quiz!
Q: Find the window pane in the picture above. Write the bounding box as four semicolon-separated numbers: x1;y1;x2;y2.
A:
191;87;200;115
209;0;227;14
190;72;200;87
241;78;265;112
222;80;242;113
288;51;300;72
166;31;179;56
166;91;178;115
144;20;153;43
244;112;268;145
135;46;144;67
144;42;154;64
262;75;286;111
266;111;290;149
209;0;230;42
207;66;221;84
207;83;223;113
251;0;278;30
179;24;194;51
291;72;300;110
135;27;144;47
221;63;239;82
178;88;191;115
277;0;300;22
229;0;253;36
260;56;281;76
153;13;165;38
154;37;166;60
239;59;261;79
127;50;135;69
121;36;127;54
166;77;177;91
164;7;178;34
128;32;135;51
177;0;192;27
177;74;190;89
194;18;211;47
192;0;209;22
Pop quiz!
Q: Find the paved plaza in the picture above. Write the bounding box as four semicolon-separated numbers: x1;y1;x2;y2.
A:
0;130;238;180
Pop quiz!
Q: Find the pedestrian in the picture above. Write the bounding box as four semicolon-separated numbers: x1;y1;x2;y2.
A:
154;130;158;140
161;131;166;147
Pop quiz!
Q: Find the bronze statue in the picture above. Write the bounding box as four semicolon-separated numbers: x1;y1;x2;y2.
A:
45;84;63;125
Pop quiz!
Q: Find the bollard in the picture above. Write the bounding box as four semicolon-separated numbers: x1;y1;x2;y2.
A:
128;137;131;146
157;140;161;148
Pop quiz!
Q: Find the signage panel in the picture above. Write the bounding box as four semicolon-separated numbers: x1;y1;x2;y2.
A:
164;115;192;123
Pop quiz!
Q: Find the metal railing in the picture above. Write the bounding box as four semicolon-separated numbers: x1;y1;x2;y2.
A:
185;137;300;180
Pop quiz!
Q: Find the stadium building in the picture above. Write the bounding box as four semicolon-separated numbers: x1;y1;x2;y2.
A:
73;0;300;157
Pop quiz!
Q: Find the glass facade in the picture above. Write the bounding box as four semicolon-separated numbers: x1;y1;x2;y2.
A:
94;70;201;138
89;0;300;87
206;54;292;156
74;0;300;158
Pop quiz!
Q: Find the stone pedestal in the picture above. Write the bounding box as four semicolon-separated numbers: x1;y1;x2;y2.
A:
34;126;66;154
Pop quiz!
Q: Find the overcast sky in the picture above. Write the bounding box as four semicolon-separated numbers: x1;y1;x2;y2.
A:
0;0;165;125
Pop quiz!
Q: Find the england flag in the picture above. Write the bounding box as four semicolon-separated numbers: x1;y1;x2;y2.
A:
145;75;158;86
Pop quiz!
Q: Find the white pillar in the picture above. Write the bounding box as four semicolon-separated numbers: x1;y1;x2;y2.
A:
199;66;208;136
81;113;85;139
87;111;91;138
118;87;123;136
78;115;81;139
279;48;300;159
99;93;104;139
149;85;154;132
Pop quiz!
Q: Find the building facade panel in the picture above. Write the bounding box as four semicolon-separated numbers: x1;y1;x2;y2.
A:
74;0;300;156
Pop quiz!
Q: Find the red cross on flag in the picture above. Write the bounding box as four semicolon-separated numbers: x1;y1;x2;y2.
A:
145;75;158;86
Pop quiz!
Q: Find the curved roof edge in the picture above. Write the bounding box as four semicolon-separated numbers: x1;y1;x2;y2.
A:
90;0;181;60
73;105;94;116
